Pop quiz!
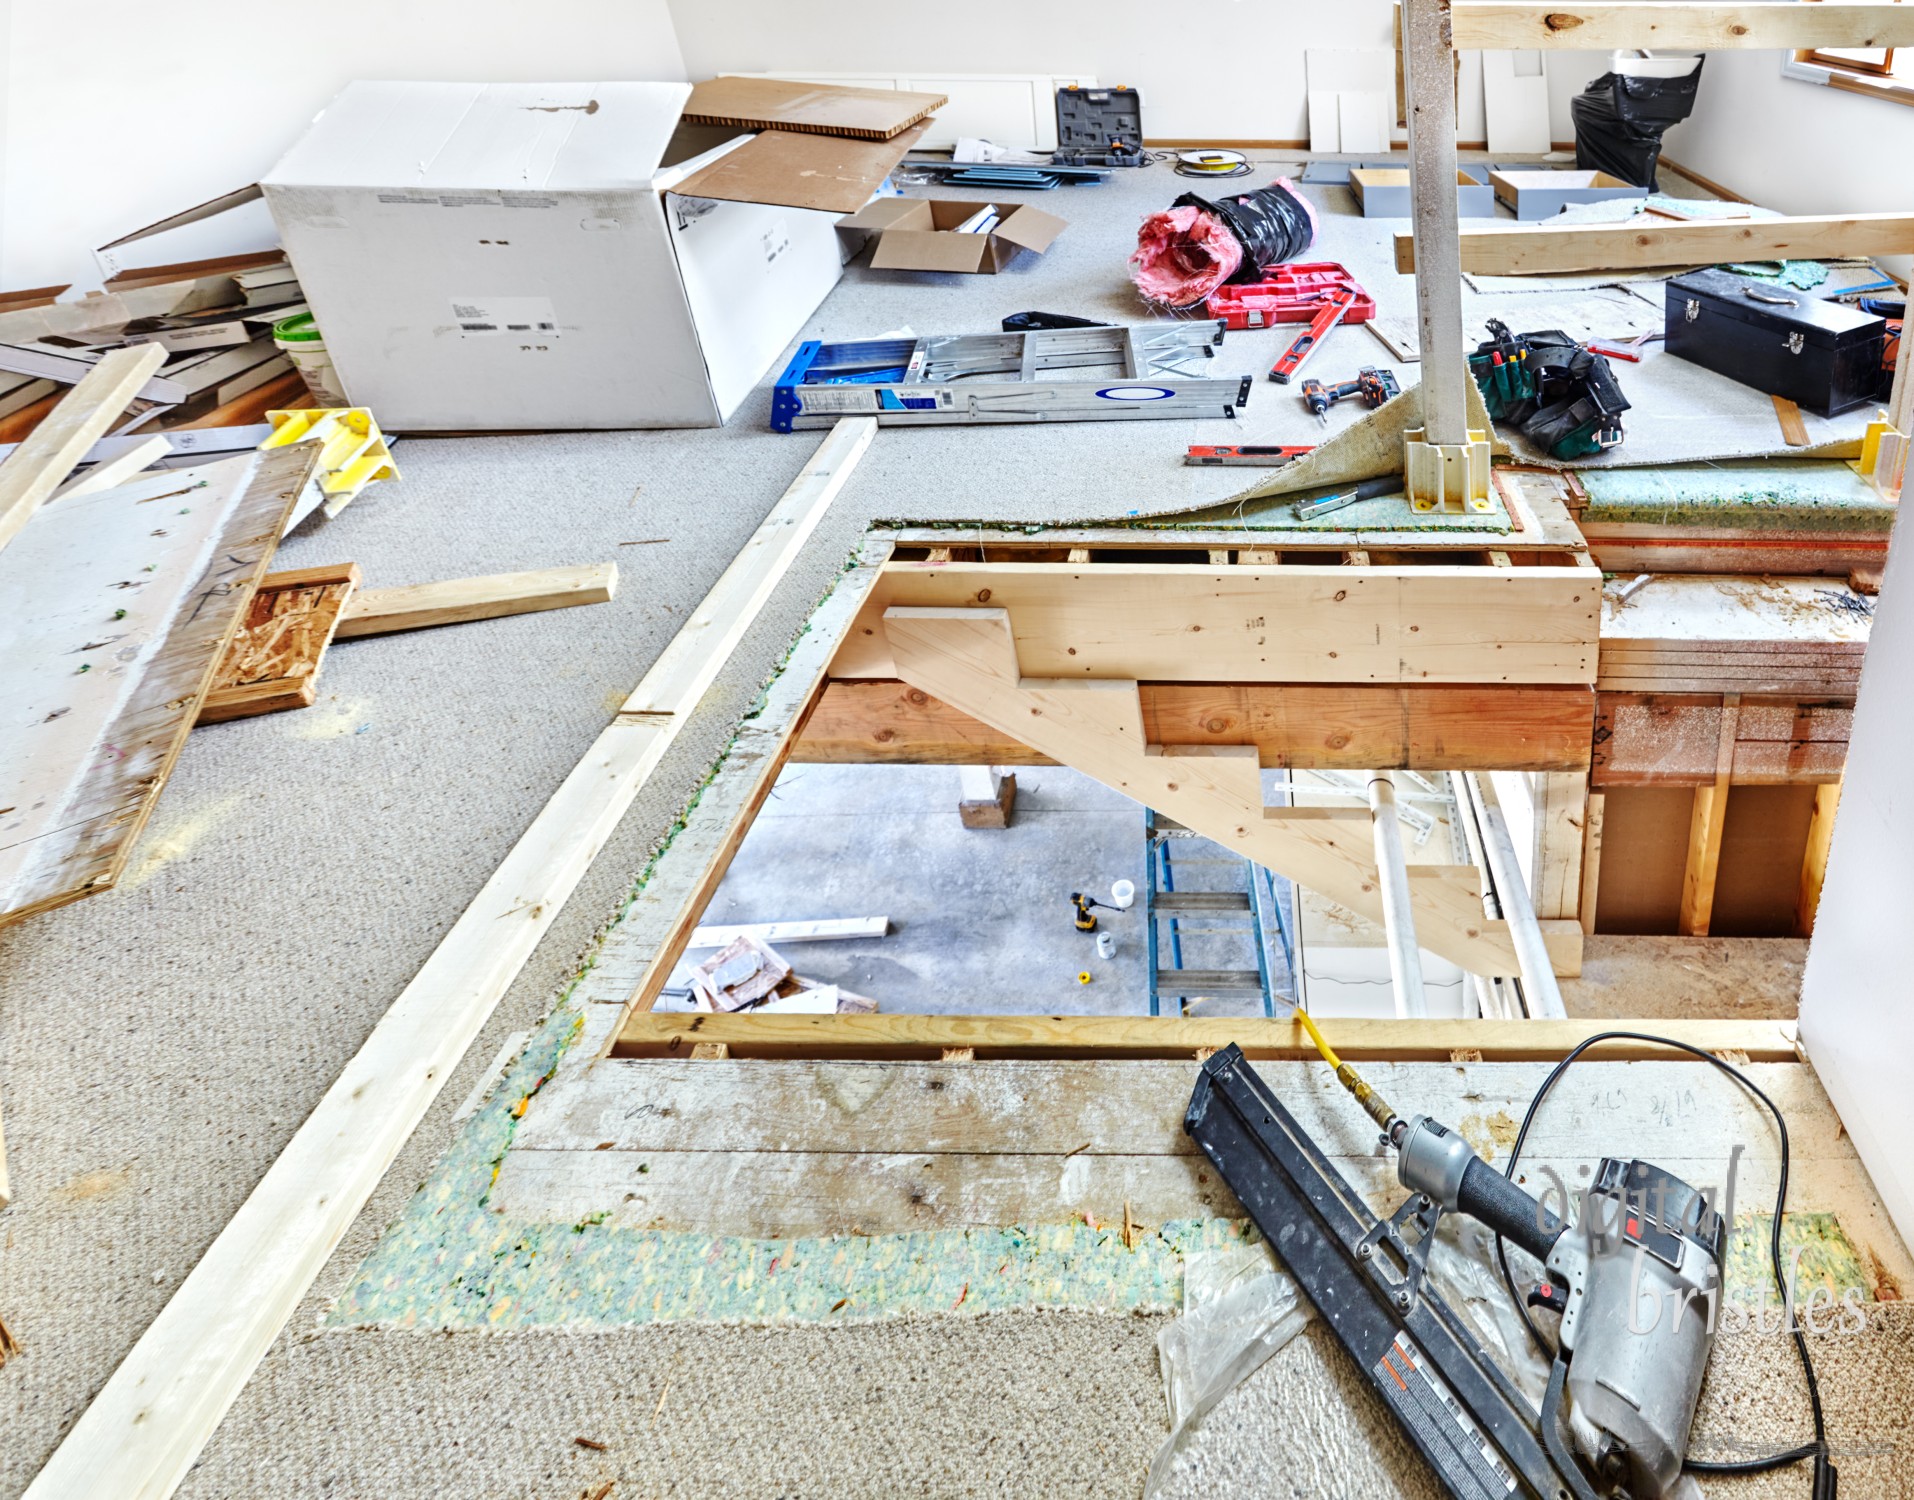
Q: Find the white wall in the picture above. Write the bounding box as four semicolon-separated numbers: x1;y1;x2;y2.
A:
0;0;686;292
1799;523;1914;1245
664;0;1607;148
1666;50;1914;207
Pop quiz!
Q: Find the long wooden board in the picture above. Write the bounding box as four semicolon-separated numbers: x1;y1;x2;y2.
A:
0;344;165;554
20;419;877;1500
833;560;1600;685
794;679;1596;770
1398;213;1914;276
1451;2;1914;51
1;448;314;925
335;563;617;639
612;1010;1800;1061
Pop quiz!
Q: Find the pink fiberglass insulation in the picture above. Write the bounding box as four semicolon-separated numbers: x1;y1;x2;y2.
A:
1130;204;1244;308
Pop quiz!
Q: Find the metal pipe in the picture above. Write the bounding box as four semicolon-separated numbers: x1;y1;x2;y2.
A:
1462;773;1569;1019
1368;772;1428;1017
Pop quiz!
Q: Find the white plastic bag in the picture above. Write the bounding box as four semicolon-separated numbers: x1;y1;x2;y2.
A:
1144;1243;1313;1497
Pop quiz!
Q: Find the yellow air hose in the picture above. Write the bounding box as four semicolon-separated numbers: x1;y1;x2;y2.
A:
1293;1005;1400;1138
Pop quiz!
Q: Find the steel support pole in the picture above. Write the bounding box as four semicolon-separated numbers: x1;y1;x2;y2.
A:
1402;0;1469;446
1368;772;1428;1018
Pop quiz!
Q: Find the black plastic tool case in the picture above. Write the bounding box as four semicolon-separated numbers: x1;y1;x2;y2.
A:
1665;268;1884;417
1054;86;1145;166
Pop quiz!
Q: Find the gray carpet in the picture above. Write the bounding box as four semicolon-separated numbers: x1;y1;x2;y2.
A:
0;156;1898;1499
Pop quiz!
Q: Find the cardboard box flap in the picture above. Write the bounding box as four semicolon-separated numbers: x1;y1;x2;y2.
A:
98;184;264;252
836;198;936;233
674;122;929;215
869;229;992;273
264;80;694;191
993;205;1069;256
684;76;945;140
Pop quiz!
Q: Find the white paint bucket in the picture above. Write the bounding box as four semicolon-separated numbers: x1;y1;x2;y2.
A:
1110;879;1136;910
272;313;349;406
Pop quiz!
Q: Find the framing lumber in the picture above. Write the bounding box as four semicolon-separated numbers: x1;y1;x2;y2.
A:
47;435;169;502
1594;693;1851;786
1579;790;1604;936
1797;779;1842;937
833;559;1600;684
1399;213;1914;276
0;344;165;554
335;563;618;639
1679;694;1740;936
611;1011;1800;1062
1450;2;1914;51
1403;0;1469;444
21;418;876;1500
884;606;1523;976
793;679;1598;770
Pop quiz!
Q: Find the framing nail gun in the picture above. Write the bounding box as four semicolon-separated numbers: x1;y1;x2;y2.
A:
1186;1020;1837;1500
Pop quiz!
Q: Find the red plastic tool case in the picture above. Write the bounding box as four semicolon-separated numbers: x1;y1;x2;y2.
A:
1207;262;1375;330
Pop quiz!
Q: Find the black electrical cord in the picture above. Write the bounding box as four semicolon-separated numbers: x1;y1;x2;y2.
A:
1491;1030;1833;1491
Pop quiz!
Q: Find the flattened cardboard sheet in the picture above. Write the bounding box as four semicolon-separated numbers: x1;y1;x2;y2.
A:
676;122;931;215
683;76;945;140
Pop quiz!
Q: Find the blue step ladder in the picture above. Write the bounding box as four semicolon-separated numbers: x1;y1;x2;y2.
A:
1143;810;1292;1017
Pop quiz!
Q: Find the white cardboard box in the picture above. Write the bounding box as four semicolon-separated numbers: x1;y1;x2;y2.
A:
261;81;869;430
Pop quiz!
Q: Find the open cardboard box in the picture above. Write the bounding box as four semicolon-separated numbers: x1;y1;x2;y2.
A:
839;198;1067;273
261;81;931;430
1350;168;1494;219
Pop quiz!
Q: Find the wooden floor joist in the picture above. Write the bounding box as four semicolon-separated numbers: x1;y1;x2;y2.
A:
1450;2;1914;51
832;557;1600;684
794;679;1598;771
1398;213;1914;276
20;419;877;1500
611;1011;1801;1062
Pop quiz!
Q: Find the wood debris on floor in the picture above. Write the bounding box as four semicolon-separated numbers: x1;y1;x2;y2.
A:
688;933;878;1014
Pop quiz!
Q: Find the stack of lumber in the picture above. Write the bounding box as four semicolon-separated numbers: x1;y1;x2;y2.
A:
1598;575;1871;697
0;253;311;445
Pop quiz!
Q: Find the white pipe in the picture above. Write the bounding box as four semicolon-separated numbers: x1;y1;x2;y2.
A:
1368;771;1428;1018
1462;772;1569;1019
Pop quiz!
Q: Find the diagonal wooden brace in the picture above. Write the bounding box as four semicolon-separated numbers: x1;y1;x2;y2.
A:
884;607;1521;977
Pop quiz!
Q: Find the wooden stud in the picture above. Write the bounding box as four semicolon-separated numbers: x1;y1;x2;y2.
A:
1797;779;1843;937
1529;772;1589;920
21;419;878;1500
1579;791;1605;936
1401;214;1914;277
1450;3;1914;52
1679;694;1740;935
1402;0;1470;443
689;1042;730;1060
47;435;170;502
940;1047;977;1062
0;344;165;555
1343;548;1371;566
1489;550;1513;568
335;563;617;639
1066;548;1091;564
1239;548;1280;565
613;1011;1803;1063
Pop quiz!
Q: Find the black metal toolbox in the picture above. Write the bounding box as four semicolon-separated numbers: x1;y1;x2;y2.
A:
1665;268;1885;417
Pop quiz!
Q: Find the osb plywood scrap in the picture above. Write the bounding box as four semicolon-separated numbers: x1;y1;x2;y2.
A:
198;564;360;723
0;446;315;925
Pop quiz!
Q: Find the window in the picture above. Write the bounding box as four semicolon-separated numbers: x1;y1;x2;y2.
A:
1792;0;1914;102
